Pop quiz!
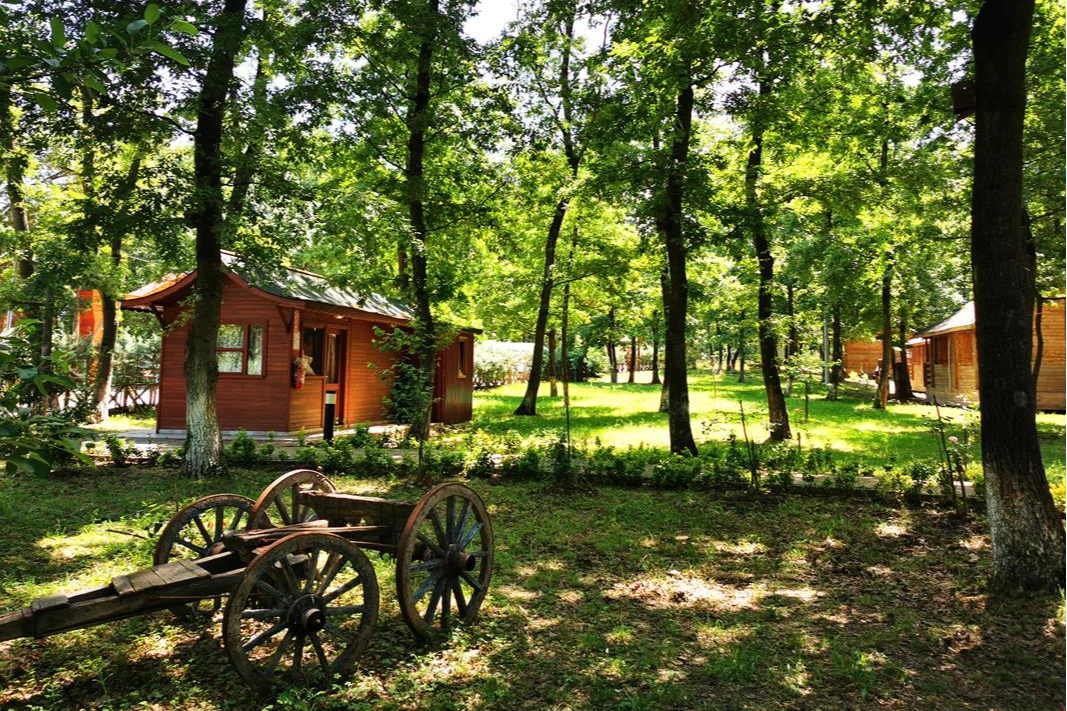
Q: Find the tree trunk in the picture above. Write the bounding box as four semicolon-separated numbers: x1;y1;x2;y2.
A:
971;0;1064;592
607;307;618;384
515;11;580;416
875;259;893;409
1032;295;1044;393
91;155;143;422
738;335;745;382
627;336;637;383
650;310;661;385
746;83;790;441
658;271;670;413
182;0;248;478
404;0;441;442
827;305;843;400
785;283;797;397
895;317;914;401
662;83;698;455
548;327;558;397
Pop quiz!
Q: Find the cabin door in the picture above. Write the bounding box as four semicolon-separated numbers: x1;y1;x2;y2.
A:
323;328;346;427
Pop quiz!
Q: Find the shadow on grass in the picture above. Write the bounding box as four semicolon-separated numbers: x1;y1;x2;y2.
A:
1;477;1062;711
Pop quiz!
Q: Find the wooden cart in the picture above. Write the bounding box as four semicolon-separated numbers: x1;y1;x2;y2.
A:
0;471;494;693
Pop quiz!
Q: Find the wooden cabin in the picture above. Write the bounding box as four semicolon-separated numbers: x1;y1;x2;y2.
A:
121;253;474;434
843;340;886;379
917;298;1065;411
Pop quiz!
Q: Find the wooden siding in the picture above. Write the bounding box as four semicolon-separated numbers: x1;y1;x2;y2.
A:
1036;298;1066;411
843;341;882;377
908;342;927;390
345;320;395;424
432;334;474;424
157;278;293;432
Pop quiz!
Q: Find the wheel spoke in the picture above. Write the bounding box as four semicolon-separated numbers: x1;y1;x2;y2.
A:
413;570;442;603
322;623;358;646
309;631;331;671
214;506;225;541
452;578;468;617
429;508;447;546
461;570;485;592
229;508;246;531
455;500;470;545
423;575;446;624
264;629;294;675
315;552;344;596
243;619;288;652
241;608;285;621
291;632;305;679
175;537;206;555
416;532;445;557
458;521;484;549
446;496;455;543
192;514;212;547
441;579;451;629
325;604;366;616
254;578;293;605
274;498;292;526
322;573;364;604
290;485;300;525
278;557;303;596
410;558;442;573
303;548;321;595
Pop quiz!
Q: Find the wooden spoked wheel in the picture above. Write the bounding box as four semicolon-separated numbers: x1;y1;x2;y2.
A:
223;532;380;694
396;483;493;639
153;493;254;619
248;470;336;530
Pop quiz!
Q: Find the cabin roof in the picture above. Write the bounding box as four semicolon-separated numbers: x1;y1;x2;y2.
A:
123;252;414;322
917;301;974;337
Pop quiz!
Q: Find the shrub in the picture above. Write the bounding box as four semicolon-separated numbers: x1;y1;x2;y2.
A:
225;429;261;466
650;454;701;490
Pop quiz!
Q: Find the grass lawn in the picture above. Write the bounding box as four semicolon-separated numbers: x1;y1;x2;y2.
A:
470;371;1067;486
0;468;1062;710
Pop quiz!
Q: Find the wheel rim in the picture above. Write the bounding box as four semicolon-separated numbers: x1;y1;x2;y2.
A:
153;494;254;620
396;483;493;639
248;470;336;530
223;532;379;693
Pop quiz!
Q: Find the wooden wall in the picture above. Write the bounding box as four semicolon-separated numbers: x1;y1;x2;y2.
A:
157;278;293;432
843;341;882;377
1036;298;1066;411
344;320;396;424
432;333;474;424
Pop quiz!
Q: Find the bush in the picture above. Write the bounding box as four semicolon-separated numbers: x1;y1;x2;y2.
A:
651;454;701;490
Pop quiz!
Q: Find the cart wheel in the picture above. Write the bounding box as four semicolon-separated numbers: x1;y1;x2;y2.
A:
154;493;254;620
396;483;493;639
223;532;379;694
248;469;336;530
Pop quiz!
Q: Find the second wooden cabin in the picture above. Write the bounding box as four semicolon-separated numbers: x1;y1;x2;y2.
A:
122;253;475;435
912;298;1065;411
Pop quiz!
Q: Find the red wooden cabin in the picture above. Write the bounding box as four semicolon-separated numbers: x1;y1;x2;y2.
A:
121;253;474;434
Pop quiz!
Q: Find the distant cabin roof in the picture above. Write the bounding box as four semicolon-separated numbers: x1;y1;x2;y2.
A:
123;251;414;323
917;302;974;337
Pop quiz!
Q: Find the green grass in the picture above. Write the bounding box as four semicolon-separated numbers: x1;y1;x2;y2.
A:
0;471;1062;710
470;371;1066;485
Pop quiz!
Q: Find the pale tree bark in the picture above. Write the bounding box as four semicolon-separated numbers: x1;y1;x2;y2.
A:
971;0;1064;591
650;310;661;385
183;0;249;478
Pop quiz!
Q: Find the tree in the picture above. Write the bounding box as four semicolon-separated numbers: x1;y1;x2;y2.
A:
182;0;249;477
970;0;1064;591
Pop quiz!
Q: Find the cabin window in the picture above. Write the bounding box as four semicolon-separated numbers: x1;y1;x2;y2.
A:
217;324;264;376
457;338;467;379
302;327;325;376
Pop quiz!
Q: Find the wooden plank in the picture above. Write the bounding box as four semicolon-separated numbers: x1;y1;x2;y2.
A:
125;568;169;594
30;594;69;614
112;575;135;596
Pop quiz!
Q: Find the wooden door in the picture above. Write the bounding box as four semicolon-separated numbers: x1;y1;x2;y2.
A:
323;328;346;426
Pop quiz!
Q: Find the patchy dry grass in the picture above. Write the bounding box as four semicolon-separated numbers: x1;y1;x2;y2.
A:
0;468;1062;710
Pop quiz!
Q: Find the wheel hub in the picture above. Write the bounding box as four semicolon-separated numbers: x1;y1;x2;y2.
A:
288;595;326;633
445;544;477;576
